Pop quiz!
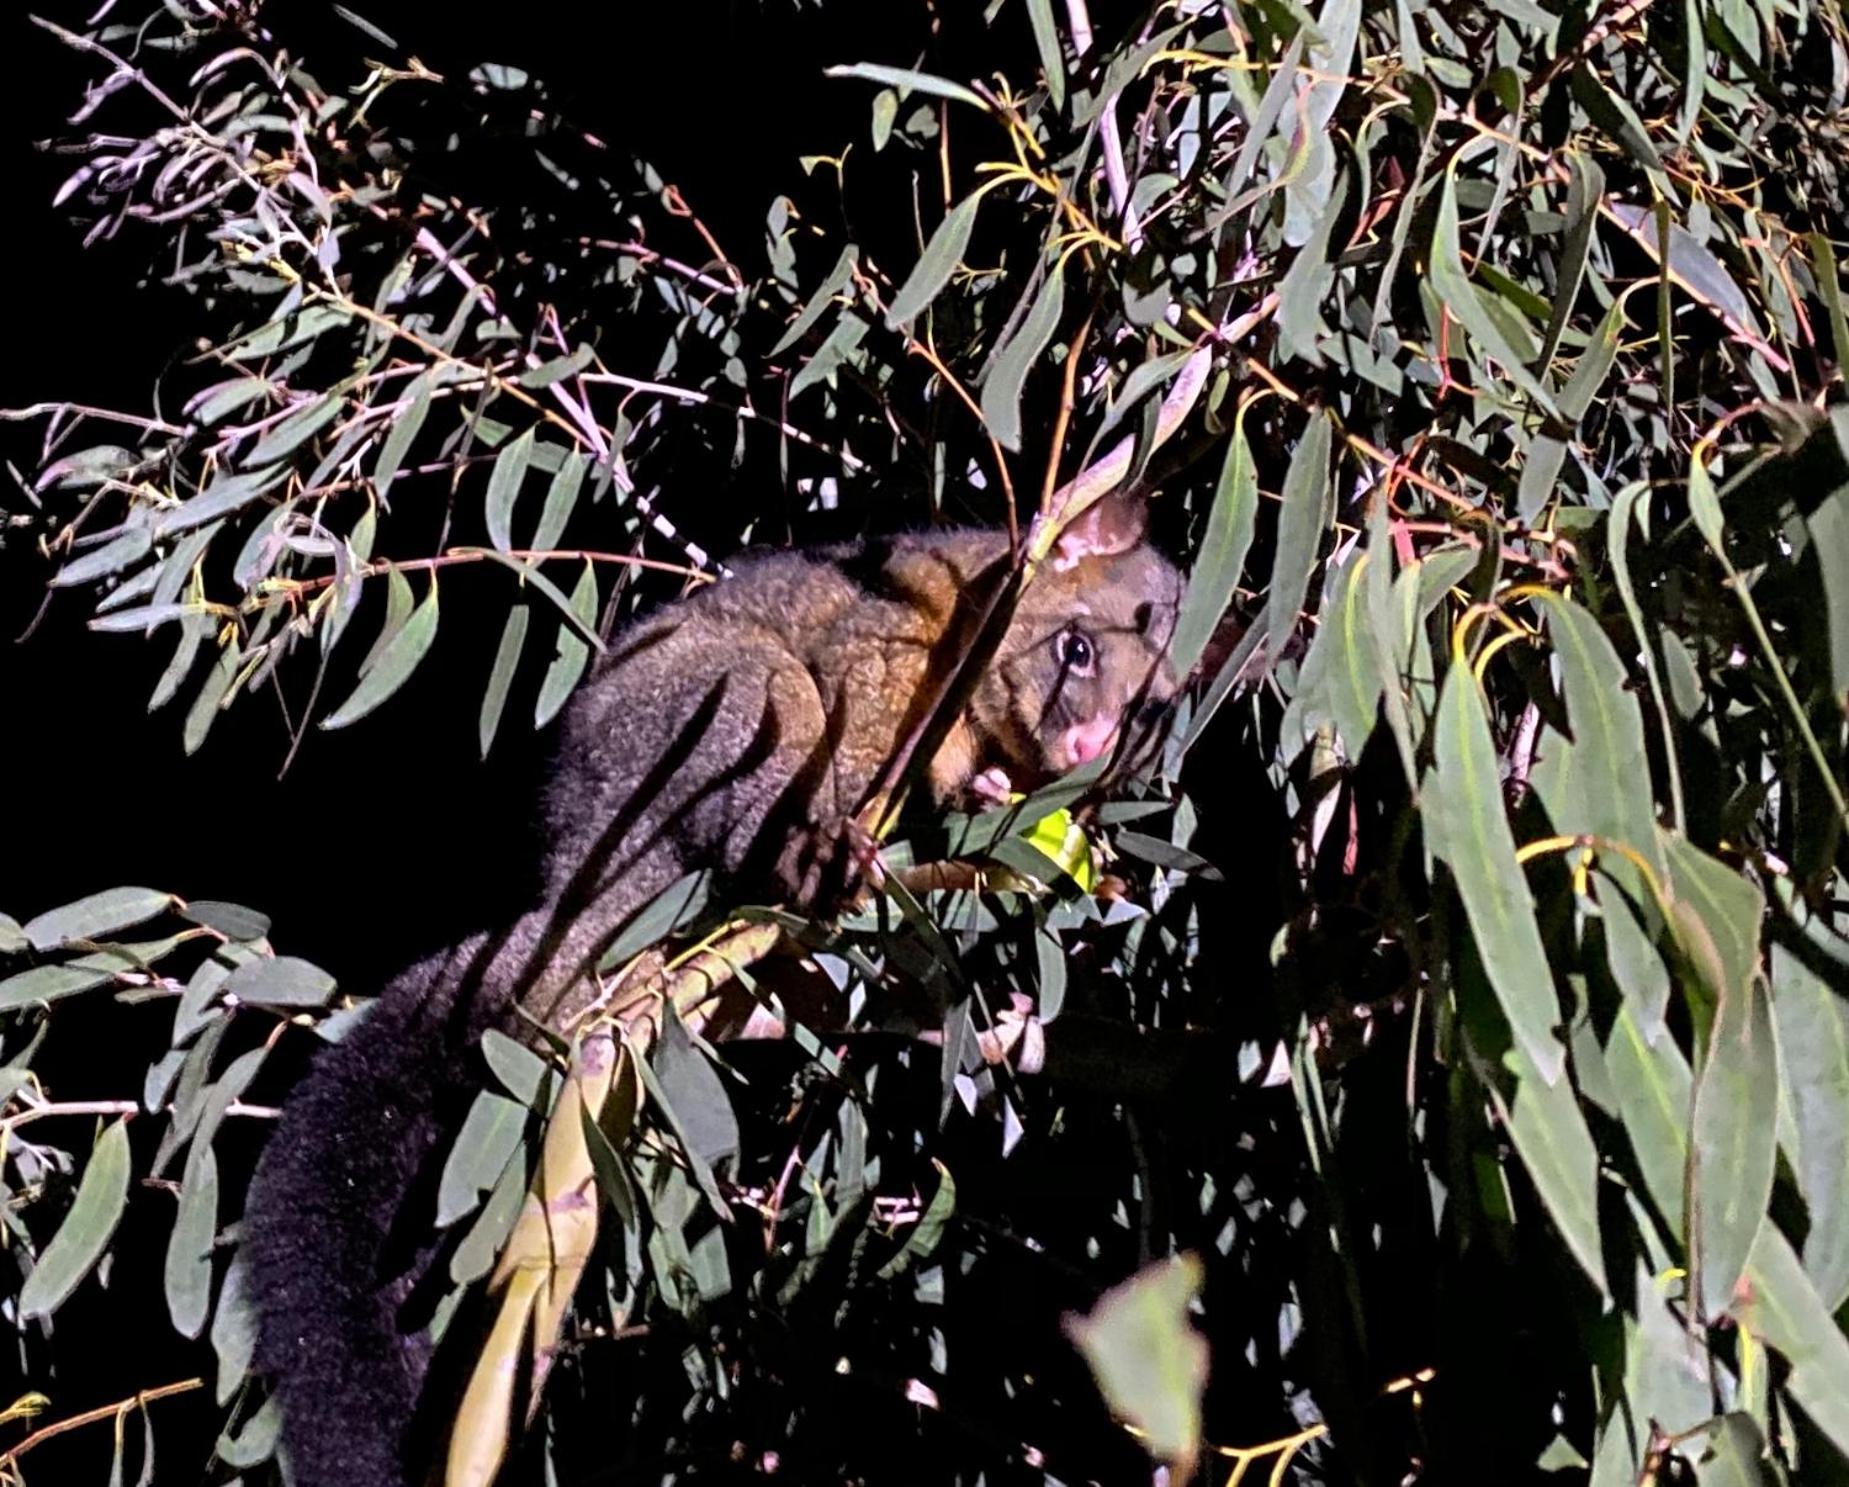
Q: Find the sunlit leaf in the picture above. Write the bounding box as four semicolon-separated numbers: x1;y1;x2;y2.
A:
1425;665;1566;1084
1264;410;1333;668
1063;1254;1207;1475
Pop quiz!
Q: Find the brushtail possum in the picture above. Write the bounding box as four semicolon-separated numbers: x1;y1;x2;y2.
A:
241;502;1183;1487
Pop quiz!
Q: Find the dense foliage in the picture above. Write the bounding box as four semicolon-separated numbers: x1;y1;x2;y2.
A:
3;0;1849;1482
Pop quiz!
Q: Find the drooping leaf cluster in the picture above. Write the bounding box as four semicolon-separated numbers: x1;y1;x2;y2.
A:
4;0;1849;1483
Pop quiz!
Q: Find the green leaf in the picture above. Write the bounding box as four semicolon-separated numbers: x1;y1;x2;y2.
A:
1813;235;1849;380
19;1118;133;1322
530;450;587;554
1488;1038;1609;1296
209;1255;255;1404
1518;297;1626;521
182;638;243;755
1693;1414;1772;1487
223;955;338;1008
1604;1002;1691;1232
436;1091;529;1227
156;468;288;538
1661;834;1763;1021
216;1395;282;1469
246;390;344;466
1425;665;1566;1084
652;1006;741;1170
517;344;594;388
598;871;714;972
225;303;352;361
322;578;439;729
1687;449;1725;550
179;900;271;942
1063;1255;1207;1471
372;371;432;499
1024;0;1065;110
1689;974;1777;1321
1537;151;1605;371
1738;1224;1849;1458
771;244;860;357
463;548;608;652
789;310;870;399
1170;409;1260;678
1302;550;1385;759
1530;595;1671;1032
359;563;415;678
53;527;152;588
186;376;274;428
164;1144;217;1339
34;443;136;492
878;1160;956;1278
479;604;529;759
1277;166;1349;364
1807;478;1849;703
0;914;24;955
1569;66;1667;183
1769;941;1849;1309
0;936;190;1011
981;263;1064;452
1607;481;1685;828
1430;166;1560;419
885;191;983;329
485;427;535;553
824;62;987;111
635;1045;733;1218
1366;500;1420;791
24;887;173;950
533;561;597;728
174;960;229;1047
1265;411;1333;668
481;1029;551;1106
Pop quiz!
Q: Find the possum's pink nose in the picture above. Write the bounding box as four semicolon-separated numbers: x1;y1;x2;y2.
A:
1060;716;1119;767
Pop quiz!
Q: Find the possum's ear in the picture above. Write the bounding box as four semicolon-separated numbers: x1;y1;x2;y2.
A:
1050;488;1149;569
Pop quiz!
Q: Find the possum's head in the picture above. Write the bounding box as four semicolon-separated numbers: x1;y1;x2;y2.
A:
973;496;1182;784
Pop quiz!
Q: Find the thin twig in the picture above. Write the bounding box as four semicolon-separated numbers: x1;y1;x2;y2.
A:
0;1378;203;1471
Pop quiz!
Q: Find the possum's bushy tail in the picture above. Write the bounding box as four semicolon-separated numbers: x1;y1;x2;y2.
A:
241;943;488;1487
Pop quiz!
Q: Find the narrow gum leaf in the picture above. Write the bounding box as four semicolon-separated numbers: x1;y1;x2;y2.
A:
885;192;982;329
980;263;1064;452
19;1119;133;1322
1425;665;1566;1085
1169;409;1259;678
485;427;536;553
1265;411;1333;668
321;579;439;730
1429;166;1561;419
480;605;530;758
1689;974;1777;1321
533;561;597;728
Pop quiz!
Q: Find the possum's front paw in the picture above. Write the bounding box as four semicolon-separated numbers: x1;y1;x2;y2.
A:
780;816;887;917
969;766;1015;805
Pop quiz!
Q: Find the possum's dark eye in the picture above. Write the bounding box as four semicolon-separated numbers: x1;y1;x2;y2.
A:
1057;628;1096;676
